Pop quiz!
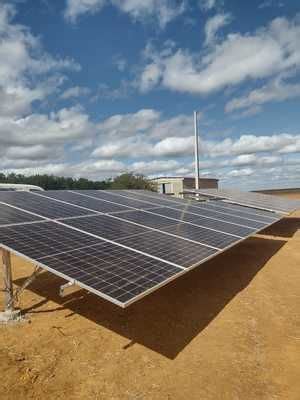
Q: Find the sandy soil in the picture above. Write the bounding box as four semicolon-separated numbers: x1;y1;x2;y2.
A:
0;194;300;400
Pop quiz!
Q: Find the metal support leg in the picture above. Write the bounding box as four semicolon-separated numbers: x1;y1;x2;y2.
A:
2;249;14;311
0;248;23;323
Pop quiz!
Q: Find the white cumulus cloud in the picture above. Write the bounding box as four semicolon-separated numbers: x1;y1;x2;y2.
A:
138;16;300;95
204;13;231;45
64;0;185;27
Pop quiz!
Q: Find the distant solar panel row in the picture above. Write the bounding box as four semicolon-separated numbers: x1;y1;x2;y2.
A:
72;190;276;229
119;190;279;223
0;189;284;307
183;188;300;214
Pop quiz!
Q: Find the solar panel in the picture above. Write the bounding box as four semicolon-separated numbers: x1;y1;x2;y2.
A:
101;190;272;228
184;188;300;214
36;190;131;214
0;189;284;308
120;190;280;223
0;221;101;260
58;212;218;263
0;191;94;219
203;199;280;219
0;220;182;306
146;206;255;237
40;243;182;305
74;190;160;210
113;210;239;249
62;214;149;241
117;230;217;268
108;189;190;209
179;200;278;224
0;203;44;227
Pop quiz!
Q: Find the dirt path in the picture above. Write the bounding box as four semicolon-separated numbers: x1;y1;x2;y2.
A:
0;197;299;400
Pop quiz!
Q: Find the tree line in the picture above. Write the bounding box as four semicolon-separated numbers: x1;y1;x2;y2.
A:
0;172;154;191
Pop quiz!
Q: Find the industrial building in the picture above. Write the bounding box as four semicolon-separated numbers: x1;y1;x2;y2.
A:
152;176;219;198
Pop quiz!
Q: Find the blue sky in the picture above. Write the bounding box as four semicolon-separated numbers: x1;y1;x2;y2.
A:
0;0;300;189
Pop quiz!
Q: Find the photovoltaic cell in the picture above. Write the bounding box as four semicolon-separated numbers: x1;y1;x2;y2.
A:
160;223;238;249
62;212;219;262
74;190;160;210
105;190;269;228
204;199;279;219
37;190;130;214
147;207;255;237
117;230;217;268
41;243;182;304
113;209;238;249
185;188;300;214
112;190;189;209
0;221;101;260
0;203;44;226
63;214;149;241
180;201;274;224
0;220;182;306
184;200;279;223
122;190;278;224
165;203;266;229
0;191;94;219
111;209;179;230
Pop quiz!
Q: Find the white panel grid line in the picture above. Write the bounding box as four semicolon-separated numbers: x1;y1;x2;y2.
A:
1;190;229;252
0;219;48;229
141;207;253;237
36;225;165;261
0;192;92;219
0;201;51;221
109;206;163;215
184;188;300;214
42;246;175;298
0;222;101;260
136;209;243;238
70;190;259;231
124;190;279;221
37;241;107;260
32;191;105;215
118;209;283;307
53;219;185;270
116;231;217;268
106;190;273;225
106;213;221;251
0;199;184;269
203;200;278;221
70;190;157;210
96;190;266;228
0;240;185;308
62;195;234;250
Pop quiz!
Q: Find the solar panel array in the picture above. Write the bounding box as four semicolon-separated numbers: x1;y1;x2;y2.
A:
0;189;284;307
183;188;300;214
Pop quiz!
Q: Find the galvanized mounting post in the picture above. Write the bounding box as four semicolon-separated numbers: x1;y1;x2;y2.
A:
2;249;14;311
0;248;23;323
